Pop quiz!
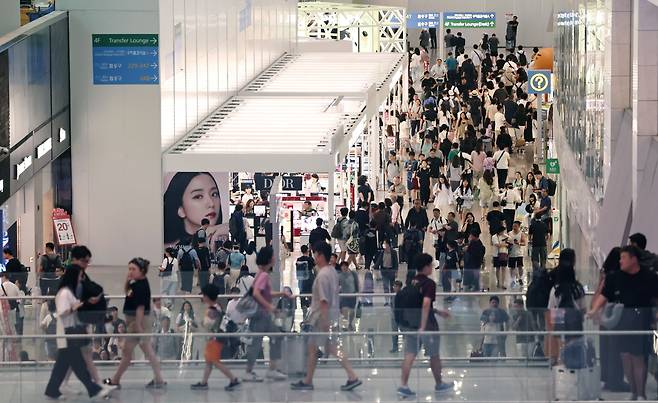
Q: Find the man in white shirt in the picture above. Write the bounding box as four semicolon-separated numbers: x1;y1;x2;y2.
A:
428;208;445;261
469;44;484;68
507;221;527;287
0;271;20;327
493;146;511;189
456;52;467;68
430;59;447;83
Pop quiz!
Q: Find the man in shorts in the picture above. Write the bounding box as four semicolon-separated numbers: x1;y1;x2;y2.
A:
589;245;658;401
290;242;362;392
398;253;454;398
507;221;527;287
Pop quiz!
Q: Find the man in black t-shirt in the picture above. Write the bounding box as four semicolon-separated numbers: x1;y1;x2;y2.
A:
38;242;62;296
3;248;27;292
426;149;442;186
486;202;505;236
398;254;453;398
421;71;437;97
296;245;316;316
589;246;658;401
528;215;548;271
308;218;331;250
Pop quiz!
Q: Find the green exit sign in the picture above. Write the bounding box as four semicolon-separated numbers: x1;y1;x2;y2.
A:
546;158;560;174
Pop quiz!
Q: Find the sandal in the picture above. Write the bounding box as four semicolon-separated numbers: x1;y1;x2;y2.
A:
102;378;121;389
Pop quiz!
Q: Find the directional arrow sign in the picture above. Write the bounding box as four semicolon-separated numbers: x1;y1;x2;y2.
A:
92;34;160;85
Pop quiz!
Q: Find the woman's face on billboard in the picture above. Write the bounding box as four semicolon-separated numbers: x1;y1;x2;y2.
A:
178;173;220;233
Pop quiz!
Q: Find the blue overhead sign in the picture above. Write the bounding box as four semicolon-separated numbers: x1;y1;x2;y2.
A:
407;12;440;29
528;70;552;94
443;12;496;28
92;34;160;85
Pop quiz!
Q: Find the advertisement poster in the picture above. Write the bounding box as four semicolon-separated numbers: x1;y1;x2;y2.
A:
163;172;230;248
52;208;77;246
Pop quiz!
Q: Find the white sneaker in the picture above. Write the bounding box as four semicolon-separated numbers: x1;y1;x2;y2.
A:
92;384;116;401
243;371;264;382
266;369;287;381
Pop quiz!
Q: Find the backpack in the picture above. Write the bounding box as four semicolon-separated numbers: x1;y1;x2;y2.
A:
179;248;195;272
296;260;310;281
518;52;527;66
212;273;227;295
526;269;554;309
43;255;60;273
215;248;229;266
193;228;207;246
331;218;344;239
394;284;424;329
547;178;557;196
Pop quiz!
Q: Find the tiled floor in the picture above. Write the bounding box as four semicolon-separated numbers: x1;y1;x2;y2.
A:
2;364;653;402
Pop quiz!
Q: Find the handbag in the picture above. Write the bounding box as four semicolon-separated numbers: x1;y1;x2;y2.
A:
64;325;90;348
599;302;624;330
235;273;261;318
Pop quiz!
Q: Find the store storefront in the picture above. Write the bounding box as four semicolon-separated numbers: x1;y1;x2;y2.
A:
0;12;72;273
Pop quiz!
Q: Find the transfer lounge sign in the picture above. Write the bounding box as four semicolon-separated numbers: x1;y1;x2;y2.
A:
443;12;496;29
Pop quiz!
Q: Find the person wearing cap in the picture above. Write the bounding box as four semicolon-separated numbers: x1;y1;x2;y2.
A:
629;233;658;273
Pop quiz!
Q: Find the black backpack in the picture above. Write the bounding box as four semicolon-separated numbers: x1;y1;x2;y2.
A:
43;255;60;273
518;52;528;66
547;178;557;196
394;284;424;329
212;273;227;295
179;248;195;272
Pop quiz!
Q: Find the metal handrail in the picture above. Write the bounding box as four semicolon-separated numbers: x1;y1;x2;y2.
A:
1;329;655;340
0;290;597;300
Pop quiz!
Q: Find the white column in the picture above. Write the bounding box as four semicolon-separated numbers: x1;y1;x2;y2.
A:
59;0;162;266
0;1;19;37
327;169;335;228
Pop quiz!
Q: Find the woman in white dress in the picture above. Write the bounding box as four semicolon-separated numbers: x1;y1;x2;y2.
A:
433;175;454;219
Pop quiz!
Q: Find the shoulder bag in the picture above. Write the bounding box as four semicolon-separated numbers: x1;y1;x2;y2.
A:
235;272;261;318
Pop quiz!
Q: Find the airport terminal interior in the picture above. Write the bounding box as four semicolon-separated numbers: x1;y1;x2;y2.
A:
1;0;658;402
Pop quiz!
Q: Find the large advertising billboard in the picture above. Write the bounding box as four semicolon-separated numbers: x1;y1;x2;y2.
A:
163;172;230;248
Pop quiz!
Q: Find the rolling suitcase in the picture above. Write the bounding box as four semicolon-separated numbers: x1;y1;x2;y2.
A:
553;365;601;401
281;335;308;376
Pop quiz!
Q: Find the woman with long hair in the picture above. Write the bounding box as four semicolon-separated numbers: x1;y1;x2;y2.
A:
594;248;628;391
478;169;497;219
548;249;586;341
433;175;454;219
416;160;432;207
524;171;536;204
45;265;115;399
104;258;166;388
164;172;223;246
454;178;474;222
